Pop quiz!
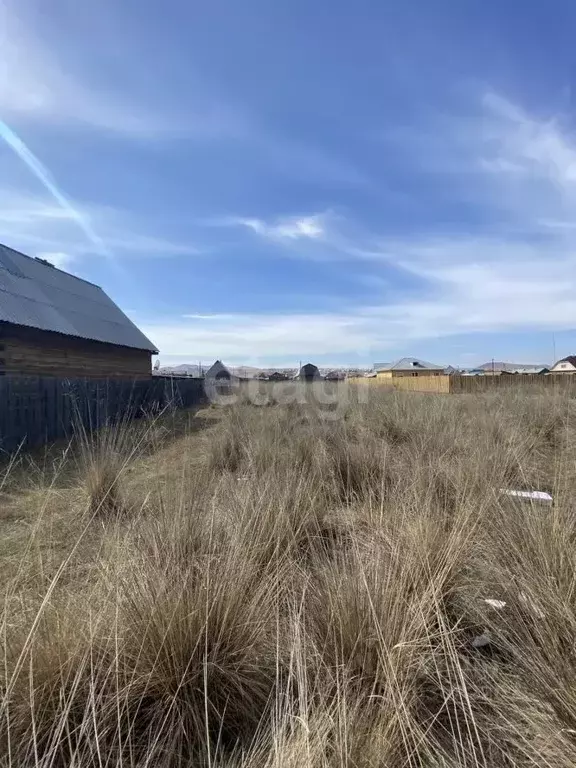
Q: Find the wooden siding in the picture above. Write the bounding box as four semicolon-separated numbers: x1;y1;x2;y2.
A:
548;363;576;374
391;369;443;377
375;369;443;378
391;374;451;393
0;325;152;379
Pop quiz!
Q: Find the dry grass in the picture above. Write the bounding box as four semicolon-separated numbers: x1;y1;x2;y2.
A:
2;385;576;766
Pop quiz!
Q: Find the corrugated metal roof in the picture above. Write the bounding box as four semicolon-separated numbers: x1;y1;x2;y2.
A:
391;357;444;370
0;244;157;352
477;361;548;372
509;367;549;374
374;358;444;371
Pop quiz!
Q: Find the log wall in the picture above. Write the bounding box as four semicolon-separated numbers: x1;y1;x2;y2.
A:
0;325;152;378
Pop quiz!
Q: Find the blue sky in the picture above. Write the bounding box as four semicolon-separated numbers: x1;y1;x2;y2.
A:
2;0;576;367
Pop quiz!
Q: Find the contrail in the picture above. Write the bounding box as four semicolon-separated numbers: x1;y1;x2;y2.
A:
0;119;112;258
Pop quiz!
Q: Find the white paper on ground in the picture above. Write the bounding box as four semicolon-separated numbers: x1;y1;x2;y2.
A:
484;598;506;610
499;489;553;503
472;630;492;648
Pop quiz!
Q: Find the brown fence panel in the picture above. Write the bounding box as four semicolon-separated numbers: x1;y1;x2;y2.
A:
450;374;576;394
390;375;451;394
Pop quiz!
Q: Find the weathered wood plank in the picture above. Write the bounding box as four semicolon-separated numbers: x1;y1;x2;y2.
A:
3;326;152;379
0;375;205;453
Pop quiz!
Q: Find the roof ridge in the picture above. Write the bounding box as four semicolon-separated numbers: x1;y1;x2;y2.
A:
0;243;101;289
0;243;157;353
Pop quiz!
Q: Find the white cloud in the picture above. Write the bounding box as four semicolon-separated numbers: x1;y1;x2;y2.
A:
233;213;327;241
143;253;576;363
482;92;576;184
0;0;366;195
0;190;200;262
144;92;576;364
0;2;246;139
143;312;376;365
143;248;576;363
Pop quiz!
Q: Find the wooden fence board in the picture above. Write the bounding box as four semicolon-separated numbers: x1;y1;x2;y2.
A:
0;375;206;453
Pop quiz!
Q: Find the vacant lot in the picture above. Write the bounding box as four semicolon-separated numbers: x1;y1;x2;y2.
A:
2;385;576;767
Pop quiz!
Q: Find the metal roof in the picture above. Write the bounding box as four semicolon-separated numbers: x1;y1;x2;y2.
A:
509;367;549;374
374;357;444;372
0;244;157;352
553;356;576;368
477;361;548;372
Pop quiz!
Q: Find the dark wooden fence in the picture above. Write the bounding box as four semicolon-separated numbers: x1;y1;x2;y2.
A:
0;375;205;453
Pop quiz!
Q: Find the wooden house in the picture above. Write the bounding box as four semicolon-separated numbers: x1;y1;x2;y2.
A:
295;363;321;381
0;243;157;378
548;356;576;374
205;360;234;380
373;358;444;378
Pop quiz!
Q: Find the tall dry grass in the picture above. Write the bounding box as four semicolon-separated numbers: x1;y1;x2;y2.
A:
2;384;576;766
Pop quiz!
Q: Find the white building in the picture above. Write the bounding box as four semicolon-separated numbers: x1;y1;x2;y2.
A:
548;356;576;374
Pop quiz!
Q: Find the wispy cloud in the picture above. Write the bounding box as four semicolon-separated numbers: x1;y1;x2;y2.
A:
143;311;376;364
481;92;576;184
232;213;328;241
0;1;247;139
144;259;576;364
0;0;367;200
0;189;201;264
0;120;112;258
145;92;576;364
361;91;576;344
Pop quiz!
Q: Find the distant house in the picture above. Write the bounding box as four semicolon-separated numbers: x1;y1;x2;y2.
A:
0;243;157;378
158;364;205;377
267;371;290;381
325;370;345;381
205;360;235;380
295;363;321;381
548;356;576;374
476;361;549;375
374;358;445;378
229;366;261;379
508;367;549;375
